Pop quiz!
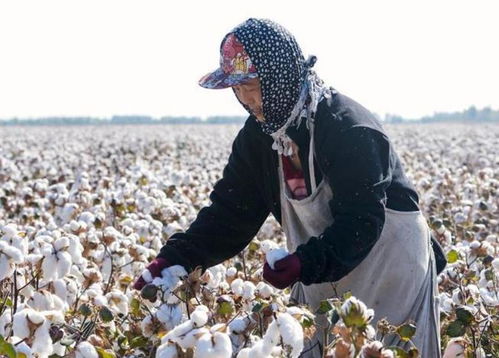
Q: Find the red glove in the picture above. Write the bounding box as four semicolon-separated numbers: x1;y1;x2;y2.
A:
263;253;301;289
133;257;169;290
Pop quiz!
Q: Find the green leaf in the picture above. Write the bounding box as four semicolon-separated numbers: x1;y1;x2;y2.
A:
252;302;264;313
217;301;234;316
342;291;352;300
78;303;92;316
17;353;27;358
485;269;494;281
99;306;114;322
0;335;17;358
387;346;409;358
96;347;116;358
130;298;141;316
447;249;459;264
301;316;314;328
397;323;417;342
248;241;259;252
446;320;466;337
129;336;149;349
455;306;474;325
315;300;333;315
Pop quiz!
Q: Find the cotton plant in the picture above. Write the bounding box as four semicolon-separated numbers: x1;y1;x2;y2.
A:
0;124;498;356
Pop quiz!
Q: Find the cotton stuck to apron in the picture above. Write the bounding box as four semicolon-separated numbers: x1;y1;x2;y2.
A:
278;116;441;357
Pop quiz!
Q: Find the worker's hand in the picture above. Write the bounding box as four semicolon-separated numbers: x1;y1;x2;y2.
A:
133;257;170;290
263;253;301;289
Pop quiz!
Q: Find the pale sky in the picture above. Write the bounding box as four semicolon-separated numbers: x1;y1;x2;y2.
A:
0;0;498;120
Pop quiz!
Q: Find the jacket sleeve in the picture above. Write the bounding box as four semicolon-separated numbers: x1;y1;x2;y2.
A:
156;125;270;272
295;125;392;284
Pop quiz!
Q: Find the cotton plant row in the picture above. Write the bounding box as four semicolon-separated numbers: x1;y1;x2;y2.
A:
0;123;497;357
135;255;422;358
388;124;499;357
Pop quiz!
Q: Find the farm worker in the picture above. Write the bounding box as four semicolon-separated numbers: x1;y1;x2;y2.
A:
135;18;442;357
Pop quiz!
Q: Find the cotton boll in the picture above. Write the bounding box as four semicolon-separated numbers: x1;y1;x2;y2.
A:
0;311;12;336
266;248;289;270
163;320;194;343
26;310;44;325
31;320;53;357
15;341;33;358
141;314;156;338
176;327;209;350
67;235;84;264
194;332;232;358
443;337;467;358
106;290;129;316
276;312;304;358
492;258;499;271
0;255;13;281
242;281;256;300
226;267;237;278
75;341;99;358
260;240;278;254
41;252;58;281
53;237;69;251
231;278;244;297
256;282;274;299
43;310;65;324
263;319;281;347
229;316;251;334
13;311;30;339
56;251;72;278
156;342;179;358
2;244;24;263
191;305;209;327
156;304;183;330
166;265;188;279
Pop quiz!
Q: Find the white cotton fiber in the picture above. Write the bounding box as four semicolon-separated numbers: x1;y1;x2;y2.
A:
191;305;209;327
3;245;23;263
41;253;58;281
229;316;250;334
266;248;289;270
26;310;45;325
231;278;244;296
156;342;179;358
0;311;11;336
32;320;53;357
276;312;304;358
75;341;98;358
0;255;13;282
242;281;256;300
226;267;237;277
13;311;30;339
14;341;33;357
156;304;183;330
193;332;232;358
260;240;278;254
56;251;72;278
256;282;274;299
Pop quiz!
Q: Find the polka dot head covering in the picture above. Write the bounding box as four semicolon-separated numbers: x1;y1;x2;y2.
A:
231;18;307;134
201;18;331;155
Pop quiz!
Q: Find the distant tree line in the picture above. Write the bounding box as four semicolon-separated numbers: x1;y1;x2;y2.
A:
1;106;498;126
384;105;499;123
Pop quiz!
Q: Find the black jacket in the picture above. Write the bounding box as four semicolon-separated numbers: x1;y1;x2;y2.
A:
158;89;422;285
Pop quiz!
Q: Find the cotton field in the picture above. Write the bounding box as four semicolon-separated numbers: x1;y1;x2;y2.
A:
0;123;498;358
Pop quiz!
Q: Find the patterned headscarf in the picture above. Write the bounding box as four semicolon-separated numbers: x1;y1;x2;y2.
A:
231;18;331;155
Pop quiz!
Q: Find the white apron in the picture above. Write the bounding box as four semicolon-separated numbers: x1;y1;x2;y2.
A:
278;118;441;357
